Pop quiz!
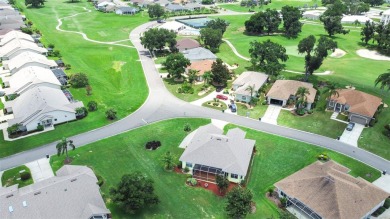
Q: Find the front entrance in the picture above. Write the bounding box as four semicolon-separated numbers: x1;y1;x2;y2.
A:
41;119;53;127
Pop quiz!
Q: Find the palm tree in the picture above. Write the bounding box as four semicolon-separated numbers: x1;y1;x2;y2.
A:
161;151;176;170
295;87;310;112
245;84;256;106
56;137;75;163
187;69;198;84
375;70;390;90
203;71;212;85
326;82;339;100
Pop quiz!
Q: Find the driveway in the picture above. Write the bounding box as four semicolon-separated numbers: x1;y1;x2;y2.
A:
339;124;365;147
25;158;54;182
373;174;390;194
261;105;282;125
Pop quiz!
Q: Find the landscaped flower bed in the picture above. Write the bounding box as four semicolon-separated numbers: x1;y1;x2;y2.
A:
202;101;228;111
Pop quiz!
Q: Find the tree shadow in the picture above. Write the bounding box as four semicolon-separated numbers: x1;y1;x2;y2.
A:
63;0;83;3
26;5;45;9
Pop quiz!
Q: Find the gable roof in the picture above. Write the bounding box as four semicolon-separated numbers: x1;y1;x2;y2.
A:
0;165;110;219
176;38;200;51
0;38;47;58
166;4;186;11
275;161;389;219
0;31;34;46
5;51;57;72
266;80;317;103
3;66;61;95
158;21;186;32
330;89;382;117
4;86;82;126
187;60;213;76
117;6;138;12
233;71;268;96
182;47;217;61
179;124;255;176
184;3;203;10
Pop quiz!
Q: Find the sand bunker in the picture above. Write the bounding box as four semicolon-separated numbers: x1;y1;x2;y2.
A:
330;49;346;58
356;49;390;61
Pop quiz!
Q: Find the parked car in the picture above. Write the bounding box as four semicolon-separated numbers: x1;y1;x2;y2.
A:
346;122;355;131
216;87;224;92
230;103;237;113
157;19;166;23
216;94;228;100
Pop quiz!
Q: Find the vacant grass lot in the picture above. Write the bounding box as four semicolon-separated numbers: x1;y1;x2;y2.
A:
219;0;317;12
0;0;148;157
1;165;33;188
50;119;380;218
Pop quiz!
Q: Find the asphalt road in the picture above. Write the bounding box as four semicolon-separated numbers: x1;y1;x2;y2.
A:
0;21;389;172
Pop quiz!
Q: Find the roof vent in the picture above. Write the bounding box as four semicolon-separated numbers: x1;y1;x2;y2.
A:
34;191;41;196
22;201;27;207
70;178;77;182
6;194;13;198
9;206;13;213
216;138;221;141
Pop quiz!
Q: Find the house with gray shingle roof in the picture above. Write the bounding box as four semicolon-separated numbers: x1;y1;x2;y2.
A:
179;124;255;183
0;165;110;219
232;71;268;104
182;47;217;62
165;3;186;12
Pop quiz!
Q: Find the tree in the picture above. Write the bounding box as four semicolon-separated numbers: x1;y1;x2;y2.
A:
140;28;177;54
203;71;212;85
87;101;98;111
110;172;160;213
200;28;223;52
206;18;229;35
105;108;117;120
295;87;310;113
326;82;339;100
362;0;383;6
245;84;256;98
85;85;92;95
56;137;75;163
211;58;230;86
25;0;44;7
245;12;266;34
216;174;229;194
163;53;190;80
298;35;337;81
320;15;350;37
161;151;176;170
75;107;88;118
249;40;289;76
322;0;346;16
263;8;281;35
375;70;390;90
69;73;89;88
281;6;303;38
244;9;280;35
148;4;165;19
375;23;390;53
187;69;198;84
361;21;375;45
225;186;253;218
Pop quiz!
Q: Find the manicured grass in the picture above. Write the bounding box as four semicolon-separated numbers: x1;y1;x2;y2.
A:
215;41;251;74
50;119;380;218
237;102;268;119
336;113;348;121
163;78;213;102
202;100;228;110
1;0;148;157
1;165;33;188
219;0;317;12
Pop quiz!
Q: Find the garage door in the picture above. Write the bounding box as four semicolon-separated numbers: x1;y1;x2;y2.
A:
270;98;283;106
350;115;367;125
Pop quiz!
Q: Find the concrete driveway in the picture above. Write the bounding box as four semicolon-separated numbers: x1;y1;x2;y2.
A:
339;124;365;147
25;158;54;182
261;105;282;125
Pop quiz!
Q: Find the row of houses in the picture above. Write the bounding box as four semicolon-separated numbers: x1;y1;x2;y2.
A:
0;31;84;134
130;0;204;11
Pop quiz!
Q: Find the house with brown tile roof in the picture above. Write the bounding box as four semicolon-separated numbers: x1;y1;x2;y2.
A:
176;38;200;52
327;89;382;125
266;80;317;110
185;60;213;82
275;160;389;219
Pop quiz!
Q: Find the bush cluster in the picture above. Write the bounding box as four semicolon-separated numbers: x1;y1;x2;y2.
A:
317;152;329;161
145;141;161;150
372;207;386;217
186;178;197;186
384;198;390;209
96;175;105;187
178;82;194;94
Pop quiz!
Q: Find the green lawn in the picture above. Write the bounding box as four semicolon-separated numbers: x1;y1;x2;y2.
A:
50;118;380;218
0;0;149;157
202;100;228;110
1;165;33;188
163;78;213;102
219;0;317;12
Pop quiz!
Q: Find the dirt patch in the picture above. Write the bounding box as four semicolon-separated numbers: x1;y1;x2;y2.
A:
112;61;126;72
266;191;282;208
356;49;390;61
330;48;346;58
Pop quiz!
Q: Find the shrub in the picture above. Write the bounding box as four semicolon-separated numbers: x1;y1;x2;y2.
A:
105;108;117;120
96;175;104;187
307;109;314;114
177;160;182;168
268;187;274;196
296;108;306;116
183;123;191;132
372;207;386;217
87;101;98;112
184;167;190;173
384;198;390;209
186;178;197;186
20;172;31;181
37;124;44;131
177;87;182;93
69;73;89;88
280;197;287;207
145;141;161;150
317;152;329;161
48;43;55;49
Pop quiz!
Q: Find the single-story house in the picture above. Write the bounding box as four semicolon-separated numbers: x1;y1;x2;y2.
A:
0;165;111;219
4;86;84;132
176;38;200;52
0;39;48;60
97;1;116;10
165;4;186;12
115;6;139;15
186;59;213;82
275;160;389;219
3;51;57;74
341;15;372;24
327;89;382;125
184;3;203;10
0;30;34;47
266;80;317;110
302;10;323;20
173;0;188;4
381;9;390;25
154;0;170;7
232;71;268;103
182;47;217;62
104;4;117;13
2;66;61;97
158;21;187;33
51;68;68;85
180;124;255;183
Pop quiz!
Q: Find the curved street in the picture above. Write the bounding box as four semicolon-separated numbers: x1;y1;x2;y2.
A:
0;20;389;172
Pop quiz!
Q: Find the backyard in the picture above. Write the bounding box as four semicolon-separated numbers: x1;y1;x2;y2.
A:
50;118;380;218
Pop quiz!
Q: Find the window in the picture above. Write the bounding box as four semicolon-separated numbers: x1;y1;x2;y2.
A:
328;101;334;107
186;162;193;168
54;119;57;121
344;105;350;111
37;123;40;126
242;96;246;100
231;174;238;179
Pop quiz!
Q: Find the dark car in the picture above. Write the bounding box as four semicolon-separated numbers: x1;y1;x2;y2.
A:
157;19;166;23
230;104;237;113
346;122;355;131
